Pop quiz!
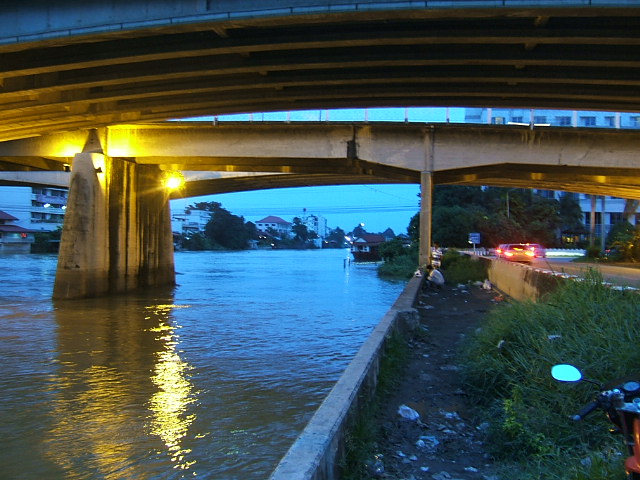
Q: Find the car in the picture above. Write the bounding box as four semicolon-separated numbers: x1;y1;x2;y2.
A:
495;243;545;263
527;243;546;259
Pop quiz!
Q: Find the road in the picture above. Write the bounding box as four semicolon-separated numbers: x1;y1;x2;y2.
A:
531;257;640;289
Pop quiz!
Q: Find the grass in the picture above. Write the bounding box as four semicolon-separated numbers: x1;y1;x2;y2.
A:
378;248;489;283
440;249;488;285
378;252;419;279
460;269;640;479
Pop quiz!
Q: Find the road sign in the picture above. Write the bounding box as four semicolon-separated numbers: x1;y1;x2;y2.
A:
469;232;481;244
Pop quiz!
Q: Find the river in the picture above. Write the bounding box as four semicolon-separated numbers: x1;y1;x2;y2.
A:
0;249;406;479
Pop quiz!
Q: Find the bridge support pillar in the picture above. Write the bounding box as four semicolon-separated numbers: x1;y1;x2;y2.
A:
418;171;433;267
53;153;175;299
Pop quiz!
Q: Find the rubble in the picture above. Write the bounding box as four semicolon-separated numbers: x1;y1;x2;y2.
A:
370;283;502;479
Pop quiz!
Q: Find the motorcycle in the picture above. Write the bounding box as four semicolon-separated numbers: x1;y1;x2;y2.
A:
552;364;640;479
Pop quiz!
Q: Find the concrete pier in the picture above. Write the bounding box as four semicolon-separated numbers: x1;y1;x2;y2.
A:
53;153;175;299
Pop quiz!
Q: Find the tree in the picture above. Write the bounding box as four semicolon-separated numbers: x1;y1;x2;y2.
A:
623;199;640;223
352;223;367;237
203;203;256;250
432;205;476;247
325;227;348;247
558;192;586;239
407;213;420;242
291;217;309;243
429;185;566;248
523;196;563;246
378;237;407;262
181;232;211;251
434;185;484;207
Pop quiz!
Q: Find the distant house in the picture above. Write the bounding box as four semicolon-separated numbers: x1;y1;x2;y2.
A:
381;228;396;241
350;233;386;262
255;216;292;238
0;210;34;253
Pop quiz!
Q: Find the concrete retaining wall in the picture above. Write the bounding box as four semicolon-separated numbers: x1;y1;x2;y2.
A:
269;275;422;480
269;257;566;480
463;255;565;302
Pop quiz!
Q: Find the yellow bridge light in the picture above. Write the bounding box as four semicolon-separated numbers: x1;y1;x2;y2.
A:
163;171;185;191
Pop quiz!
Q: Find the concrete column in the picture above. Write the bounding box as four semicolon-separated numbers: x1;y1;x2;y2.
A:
54;153;175;299
419;127;435;268
589;195;596;248
419;171;433;267
600;195;606;251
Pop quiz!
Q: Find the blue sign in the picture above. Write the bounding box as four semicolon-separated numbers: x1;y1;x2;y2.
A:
468;232;480;244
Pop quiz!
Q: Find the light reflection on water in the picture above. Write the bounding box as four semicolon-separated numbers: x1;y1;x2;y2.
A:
0;249;405;479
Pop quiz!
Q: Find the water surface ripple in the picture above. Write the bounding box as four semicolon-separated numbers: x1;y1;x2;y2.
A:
0;249;406;479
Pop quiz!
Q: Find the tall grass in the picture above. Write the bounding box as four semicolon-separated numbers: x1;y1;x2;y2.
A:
461;269;640;479
440;249;488;284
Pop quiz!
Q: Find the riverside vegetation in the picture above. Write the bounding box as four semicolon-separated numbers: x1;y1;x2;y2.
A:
461;269;640;479
344;261;640;480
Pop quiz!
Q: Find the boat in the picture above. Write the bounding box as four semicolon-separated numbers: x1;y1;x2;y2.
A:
350;234;386;262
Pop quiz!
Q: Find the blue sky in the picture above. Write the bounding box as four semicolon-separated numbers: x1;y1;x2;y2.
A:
172;183;421;235
170;108;465;234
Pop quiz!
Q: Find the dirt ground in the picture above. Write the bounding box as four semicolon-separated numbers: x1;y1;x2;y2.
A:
369;282;504;480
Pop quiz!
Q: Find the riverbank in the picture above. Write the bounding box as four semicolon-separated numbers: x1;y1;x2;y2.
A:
367;282;503;480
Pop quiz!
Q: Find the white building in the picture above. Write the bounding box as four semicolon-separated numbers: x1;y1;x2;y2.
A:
577;194;637;235
0;186;67;232
467;108;640;238
171;208;212;236
301;213;328;239
255;216;292;238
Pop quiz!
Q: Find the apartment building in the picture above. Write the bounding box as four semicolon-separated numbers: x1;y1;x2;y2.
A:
0;186;67;232
466;108;640;237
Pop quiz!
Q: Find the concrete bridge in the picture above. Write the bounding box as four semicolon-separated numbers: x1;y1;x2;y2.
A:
2;1;640;298
3;121;640;199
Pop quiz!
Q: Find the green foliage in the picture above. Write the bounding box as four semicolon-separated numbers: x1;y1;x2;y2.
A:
204;203;256;250
440;250;488;284
407;213;419;242
432;205;476;246
585;245;602;259
378;238;406;262
460;270;640;478
606;221;634;246
325;226;348;247
291;216;309;243
180;232;213;250
430;186;583;249
559;193;587;236
377;243;418;279
609;223;640;262
31;227;62;253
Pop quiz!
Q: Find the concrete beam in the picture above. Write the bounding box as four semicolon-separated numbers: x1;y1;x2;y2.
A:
2;123;640;199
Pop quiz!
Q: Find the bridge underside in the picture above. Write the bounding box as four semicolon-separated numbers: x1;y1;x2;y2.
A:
1;5;640;143
2;3;640;297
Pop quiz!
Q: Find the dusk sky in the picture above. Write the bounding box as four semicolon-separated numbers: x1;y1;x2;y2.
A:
171;183;421;235
170;108;465;234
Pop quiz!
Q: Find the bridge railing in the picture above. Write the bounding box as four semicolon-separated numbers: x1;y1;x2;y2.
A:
185;107;640;131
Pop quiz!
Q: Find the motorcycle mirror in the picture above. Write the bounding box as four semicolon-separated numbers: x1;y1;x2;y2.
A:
551;364;582;382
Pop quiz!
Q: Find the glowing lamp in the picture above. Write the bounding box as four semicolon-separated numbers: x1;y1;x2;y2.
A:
163;172;185;191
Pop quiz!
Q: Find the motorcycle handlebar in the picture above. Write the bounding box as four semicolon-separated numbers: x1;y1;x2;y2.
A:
572;400;599;421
